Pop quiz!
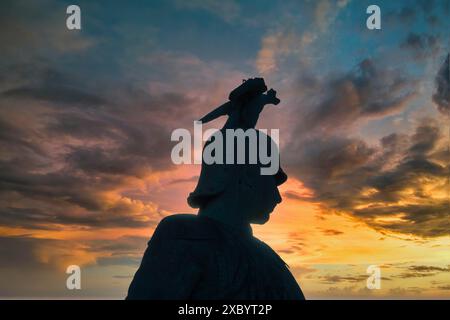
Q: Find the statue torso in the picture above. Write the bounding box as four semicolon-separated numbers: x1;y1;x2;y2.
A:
129;214;304;300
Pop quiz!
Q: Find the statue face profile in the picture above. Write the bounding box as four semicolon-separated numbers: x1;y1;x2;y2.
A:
197;169;283;226
238;167;282;224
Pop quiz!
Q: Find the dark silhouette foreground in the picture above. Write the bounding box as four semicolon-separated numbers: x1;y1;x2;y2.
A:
127;78;304;299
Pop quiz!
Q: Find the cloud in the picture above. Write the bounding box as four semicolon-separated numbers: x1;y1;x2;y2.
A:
88;236;148;254
0;236;48;269
0;31;253;233
287;114;449;237
437;284;450;290
0;235;99;270
3;85;106;107
0;0;93;61
321;229;344;236
278;46;447;238
408;265;450;272
0;235;149;270
388;287;426;296
432;54;450;115
255;0;350;75
290;265;317;279
314;0;350;33
385;1;441;27
318;273;392;284
173;0;240;22
0;24;248;232
320;285;374;298
319;274;368;284
96;256;141;266
294;59;417;135
0;0;249;233
385;6;417;24
0;234;149;296
400;33;441;60
397;264;450;279
256;31;306;75
0;64;188;230
0;205;159;230
283;190;312;201
113;275;133;279
397;272;438;279
167;176;199;185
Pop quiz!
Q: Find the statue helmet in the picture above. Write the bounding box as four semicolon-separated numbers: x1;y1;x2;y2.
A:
228;78;268;103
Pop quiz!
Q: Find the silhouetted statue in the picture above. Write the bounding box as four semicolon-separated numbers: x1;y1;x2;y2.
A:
127;78;305;300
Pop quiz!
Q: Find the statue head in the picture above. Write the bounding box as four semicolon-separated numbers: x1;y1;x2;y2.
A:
188;129;286;225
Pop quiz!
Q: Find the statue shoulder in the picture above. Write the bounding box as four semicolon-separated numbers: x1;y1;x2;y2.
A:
155;214;220;240
253;237;289;268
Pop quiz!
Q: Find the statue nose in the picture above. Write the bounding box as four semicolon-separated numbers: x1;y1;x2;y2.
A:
275;188;282;204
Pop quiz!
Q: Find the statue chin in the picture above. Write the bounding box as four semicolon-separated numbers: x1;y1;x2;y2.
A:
250;212;271;225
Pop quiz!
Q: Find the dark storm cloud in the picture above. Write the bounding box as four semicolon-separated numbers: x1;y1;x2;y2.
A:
400;33;441;60
432;54;450;115
3;86;105;106
295;59;416;134
46;112;119;140
1;64;106;106
409;122;441;155
66;147;150;177
287;135;376;207
0;117;46;158
0;166;120;214
0;205;157;230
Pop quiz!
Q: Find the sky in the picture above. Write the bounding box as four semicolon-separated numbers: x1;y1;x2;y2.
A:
0;0;449;299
